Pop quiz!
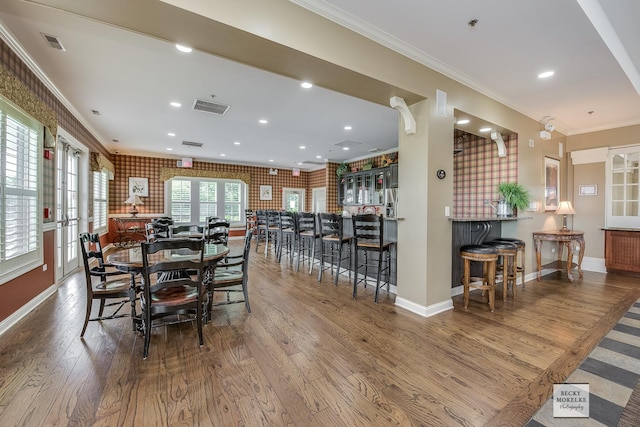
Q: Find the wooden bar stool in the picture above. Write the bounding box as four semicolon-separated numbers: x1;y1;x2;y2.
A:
494;238;526;289
460;244;498;312
484;240;518;300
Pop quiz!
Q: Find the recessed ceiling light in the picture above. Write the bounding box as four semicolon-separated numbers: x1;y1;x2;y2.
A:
299;145;306;149
166;148;173;151
479;127;492;132
344;125;352;130
167;132;176;137
175;44;192;53
220;154;226;157
268;159;274;162
170;101;181;107
301;81;313;89
259;119;268;124
538;71;554;79
456;119;470;125
298;162;303;165
316;155;322;159
233;141;240;145
343;147;349;151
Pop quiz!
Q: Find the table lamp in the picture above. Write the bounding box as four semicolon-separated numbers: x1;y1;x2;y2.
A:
124;194;143;217
555;201;575;232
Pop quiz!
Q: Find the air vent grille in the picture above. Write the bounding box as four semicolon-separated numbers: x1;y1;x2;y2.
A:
41;33;65;51
182;141;203;148
334;140;362;148
301;160;325;165
192;99;230;115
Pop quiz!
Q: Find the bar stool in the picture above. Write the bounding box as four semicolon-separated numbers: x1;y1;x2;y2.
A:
460;244;499;312
352;214;393;303
317;213;352;286
484;240;518;300
295;212;319;274
494;238;526;289
277;211;296;263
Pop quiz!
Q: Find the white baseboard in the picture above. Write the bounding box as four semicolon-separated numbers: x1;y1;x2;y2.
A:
577;256;606;273
0;284;58;336
395;297;453;318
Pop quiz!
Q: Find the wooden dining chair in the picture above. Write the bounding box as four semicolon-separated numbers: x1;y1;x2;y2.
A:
205;219;230;245
206;231;252;320
79;232;139;337
140;238;206;359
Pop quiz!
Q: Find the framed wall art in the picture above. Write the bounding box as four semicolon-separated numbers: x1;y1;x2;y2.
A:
579;184;598;196
260;185;272;200
544;157;560;211
129;177;148;197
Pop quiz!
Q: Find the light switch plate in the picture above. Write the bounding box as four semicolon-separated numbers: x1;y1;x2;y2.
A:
444;206;450;217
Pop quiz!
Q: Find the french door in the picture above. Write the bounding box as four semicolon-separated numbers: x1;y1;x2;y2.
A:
55;141;81;280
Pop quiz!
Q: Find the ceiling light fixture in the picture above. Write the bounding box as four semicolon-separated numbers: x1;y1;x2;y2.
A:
344;125;352;130
538;71;554;79
301;81;313;89
316;155;322;159
268;159;274;162
343;147;349;151
479;127;492;132
170;101;181;107
299;145;306;149
259;119;268;124
175;44;192;53
166;148;173;151
167;132;175;136
456;119;470;125
220;154;226;157
233;141;240;145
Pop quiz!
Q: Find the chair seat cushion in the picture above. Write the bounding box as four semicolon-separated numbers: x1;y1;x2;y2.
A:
322;235;352;243
212;268;243;285
93;278;131;295
146;285;199;306
460;244;497;254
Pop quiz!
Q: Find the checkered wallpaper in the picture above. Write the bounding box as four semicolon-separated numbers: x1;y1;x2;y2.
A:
110;155;321;214
453;132;518;217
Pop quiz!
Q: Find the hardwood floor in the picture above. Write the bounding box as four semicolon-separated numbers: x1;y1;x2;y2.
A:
1;241;640;426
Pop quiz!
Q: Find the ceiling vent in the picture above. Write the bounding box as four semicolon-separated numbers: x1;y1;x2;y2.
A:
192;99;230;115
334;140;362;149
41;33;65;51
301;160;325;165
181;140;203;148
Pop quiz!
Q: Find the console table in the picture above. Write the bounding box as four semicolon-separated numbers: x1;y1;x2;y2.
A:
533;230;585;282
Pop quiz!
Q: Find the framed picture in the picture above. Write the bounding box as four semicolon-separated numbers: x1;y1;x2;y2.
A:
544;157;560;211
129;177;148;197
579;184;598;196
260;185;272;200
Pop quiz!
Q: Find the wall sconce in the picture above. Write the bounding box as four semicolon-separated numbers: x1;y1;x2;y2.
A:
555;201;575;232
124;195;143;217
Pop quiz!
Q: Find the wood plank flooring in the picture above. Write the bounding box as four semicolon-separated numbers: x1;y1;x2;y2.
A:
1;241;639;426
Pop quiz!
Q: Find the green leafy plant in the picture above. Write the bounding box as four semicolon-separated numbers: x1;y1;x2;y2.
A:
497;182;531;211
336;162;349;177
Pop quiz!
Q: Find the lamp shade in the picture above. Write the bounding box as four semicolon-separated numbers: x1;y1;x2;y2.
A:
555;201;575;215
124;194;143;205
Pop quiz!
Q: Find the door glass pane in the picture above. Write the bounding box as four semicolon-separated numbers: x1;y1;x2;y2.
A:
612;154;625;169
613;172;624;184
626;185;639;200
628;202;639;216
612;185;624;200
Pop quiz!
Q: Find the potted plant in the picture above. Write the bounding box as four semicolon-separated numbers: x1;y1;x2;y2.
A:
336;162;349;177
497;182;531;216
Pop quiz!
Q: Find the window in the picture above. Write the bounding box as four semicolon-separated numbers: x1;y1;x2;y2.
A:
93;170;108;233
166;177;246;225
606;145;640;228
0;97;43;284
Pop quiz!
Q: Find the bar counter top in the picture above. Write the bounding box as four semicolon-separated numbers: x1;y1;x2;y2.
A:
449;216;532;222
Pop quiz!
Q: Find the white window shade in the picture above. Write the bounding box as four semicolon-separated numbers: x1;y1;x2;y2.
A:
0;98;43;283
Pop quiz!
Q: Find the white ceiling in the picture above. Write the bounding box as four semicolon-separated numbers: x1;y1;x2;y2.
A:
1;0;639;170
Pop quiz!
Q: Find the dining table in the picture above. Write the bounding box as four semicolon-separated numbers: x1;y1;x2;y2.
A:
107;242;230;330
107;242;229;273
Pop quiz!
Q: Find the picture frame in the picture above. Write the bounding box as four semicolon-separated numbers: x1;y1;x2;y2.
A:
260;185;272;201
579;184;598;196
129;177;148;197
544;157;560;211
